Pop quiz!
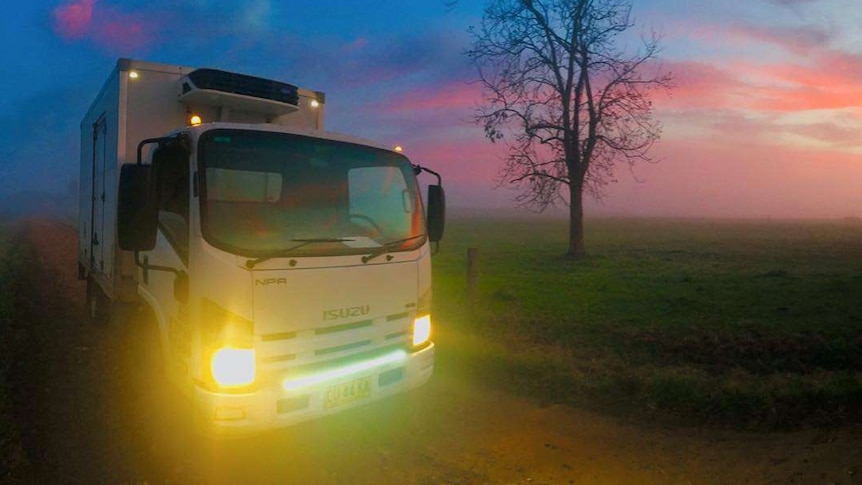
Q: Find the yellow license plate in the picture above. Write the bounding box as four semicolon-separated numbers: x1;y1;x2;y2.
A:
324;376;372;409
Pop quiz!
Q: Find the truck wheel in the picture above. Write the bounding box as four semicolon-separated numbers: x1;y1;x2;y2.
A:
86;277;110;325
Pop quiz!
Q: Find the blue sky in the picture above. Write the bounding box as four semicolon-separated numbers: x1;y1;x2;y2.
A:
2;0;861;218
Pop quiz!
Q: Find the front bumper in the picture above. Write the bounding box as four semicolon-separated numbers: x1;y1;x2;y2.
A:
192;343;435;436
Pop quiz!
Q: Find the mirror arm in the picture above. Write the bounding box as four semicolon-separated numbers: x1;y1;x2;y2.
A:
412;164;442;186
136;133;191;165
134;251;182;275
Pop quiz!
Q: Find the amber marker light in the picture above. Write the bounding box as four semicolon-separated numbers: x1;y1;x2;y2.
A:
128;71;139;79
310;99;320;108
412;314;431;347
189;114;202;126
393;145;404;153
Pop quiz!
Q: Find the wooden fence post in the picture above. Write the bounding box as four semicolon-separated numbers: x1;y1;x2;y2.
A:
466;247;479;308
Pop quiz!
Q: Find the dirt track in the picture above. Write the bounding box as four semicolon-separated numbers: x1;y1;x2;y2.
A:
5;219;862;484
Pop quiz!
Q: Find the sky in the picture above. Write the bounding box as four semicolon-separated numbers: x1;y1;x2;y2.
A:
0;0;860;219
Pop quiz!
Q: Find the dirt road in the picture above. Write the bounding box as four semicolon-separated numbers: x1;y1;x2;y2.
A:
5;219;861;484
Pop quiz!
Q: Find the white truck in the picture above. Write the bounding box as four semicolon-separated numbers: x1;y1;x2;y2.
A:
78;58;445;435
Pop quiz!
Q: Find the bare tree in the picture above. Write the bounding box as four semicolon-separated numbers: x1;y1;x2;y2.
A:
467;0;672;258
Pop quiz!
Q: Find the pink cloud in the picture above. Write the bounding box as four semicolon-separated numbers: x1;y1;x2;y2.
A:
655;11;862;116
749;52;862;112
383;81;484;114
753;86;856;112
660;60;751;110
50;0;155;53
381;86;862;217
411;135;503;164
402;130;862;218
342;37;368;52
92;12;152;53
660;52;862;115
601;138;862;219
52;0;96;39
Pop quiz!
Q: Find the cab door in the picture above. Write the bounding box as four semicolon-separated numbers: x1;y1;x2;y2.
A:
143;143;192;377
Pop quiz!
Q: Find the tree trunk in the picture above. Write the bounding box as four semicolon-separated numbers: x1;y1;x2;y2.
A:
566;181;585;259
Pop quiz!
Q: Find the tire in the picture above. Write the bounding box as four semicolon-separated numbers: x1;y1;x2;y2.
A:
86;277;110;325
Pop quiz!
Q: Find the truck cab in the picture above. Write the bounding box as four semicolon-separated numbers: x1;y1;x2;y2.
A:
79;59;444;435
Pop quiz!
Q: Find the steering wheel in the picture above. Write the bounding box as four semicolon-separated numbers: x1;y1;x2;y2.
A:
349;214;384;235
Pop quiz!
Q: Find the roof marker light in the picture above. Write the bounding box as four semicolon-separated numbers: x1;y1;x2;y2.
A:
310;99;320;108
128;71;139;79
189;115;202;126
393;145;403;153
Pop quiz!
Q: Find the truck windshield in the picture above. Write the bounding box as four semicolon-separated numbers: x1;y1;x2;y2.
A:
198;129;426;257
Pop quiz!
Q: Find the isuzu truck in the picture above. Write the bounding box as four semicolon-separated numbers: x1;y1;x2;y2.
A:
78;58;445;435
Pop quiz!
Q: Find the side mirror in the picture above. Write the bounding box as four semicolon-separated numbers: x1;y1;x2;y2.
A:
426;184;445;243
117;164;157;251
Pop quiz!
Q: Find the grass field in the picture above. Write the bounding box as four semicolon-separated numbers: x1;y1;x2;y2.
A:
0;214;858;445
432;214;862;428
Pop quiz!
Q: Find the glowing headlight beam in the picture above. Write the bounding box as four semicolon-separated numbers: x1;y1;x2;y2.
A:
212;348;256;387
282;349;407;391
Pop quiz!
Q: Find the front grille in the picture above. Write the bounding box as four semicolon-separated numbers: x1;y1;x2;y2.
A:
315;340;372;356
280;343;407;378
315;319;373;335
257;311;414;378
261;331;296;342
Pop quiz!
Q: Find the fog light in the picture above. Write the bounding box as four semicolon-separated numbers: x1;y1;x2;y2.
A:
413;314;431;347
212;348;255;387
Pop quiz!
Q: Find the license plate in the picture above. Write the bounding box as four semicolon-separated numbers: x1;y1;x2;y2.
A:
324;376;372;409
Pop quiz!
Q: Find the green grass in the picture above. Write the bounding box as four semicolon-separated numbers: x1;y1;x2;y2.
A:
432;215;862;428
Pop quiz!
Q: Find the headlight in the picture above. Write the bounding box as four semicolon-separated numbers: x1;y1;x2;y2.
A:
212;348;256;387
412;314;431;347
202;299;256;389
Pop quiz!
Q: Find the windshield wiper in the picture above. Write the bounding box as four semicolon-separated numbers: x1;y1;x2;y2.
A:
246;238;354;269
361;234;426;264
